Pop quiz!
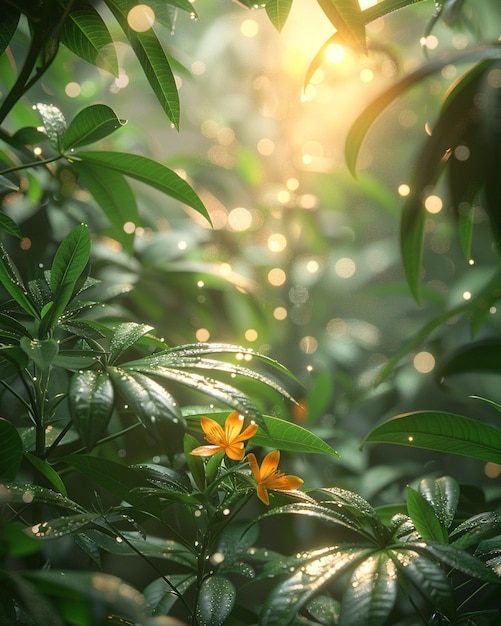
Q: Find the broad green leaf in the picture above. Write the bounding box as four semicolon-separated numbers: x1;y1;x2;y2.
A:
0;312;31;342
0;5;19;56
40;224;91;334
407;487;448;544
265;0;293;32
362;411;501;464
70;158;137;253
418;476;459;529
261;546;372;625
0;245;39;318
389;548;454;617
24;570;146;624
69;370;115;450
109;322;154;363
59;3;119;76
0;212;22;238
28;511;104;539
306;595;340;625
108;366;185;450
63;104;126;150
0;418;23;480
103;0;180;127
35;103;67;152
195;575;236;625
315;0;366;52
24;452;67;496
75;151;210;223
340;551;397;626
20;337;59;372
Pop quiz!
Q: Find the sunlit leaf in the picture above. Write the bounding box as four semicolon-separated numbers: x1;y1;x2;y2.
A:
69;370;115;450
261;546;373;625
63;104;126;150
340;551;397;626
362;411;501;464
315;0;365;52
265;0;293;32
418;476;459;529
75;151;210;223
59;3;119;76
35;103;67;152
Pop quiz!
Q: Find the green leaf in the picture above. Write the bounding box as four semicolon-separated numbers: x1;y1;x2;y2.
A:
70;158;138;253
450;512;501;550
0;212;22;239
69;370;115;450
0;418;23;480
63;104;126;150
24;452;67;496
143;574;196;616
315;0;365;52
407;487;448;544
362;411;501;464
184;432;206;491
41;224;91;334
418;476;459;529
109;322;154;364
75;151;210;223
261;546;372;625
35;103;67;152
389;548;454;617
195;575;236;626
1;521;42;557
340;551;397;626
0;244;39;318
108;366;185;450
103;0;180;127
265;0;293;32
2;482;85;513
19;337;59;372
59;3;119;76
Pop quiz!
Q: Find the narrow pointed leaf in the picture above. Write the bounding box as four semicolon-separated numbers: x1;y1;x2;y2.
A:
407;487;448;544
450;512;501;549
63;104;126;150
24;452;67;496
390;548;454;616
438;338;501;378
0;212;22;239
70;159;137;253
0;5;19;56
415;542;501;583
0;244;39;318
109;322;155;364
362;411;501;464
76;151;210;222
340;552;397;626
315;0;366;52
3;482;85;512
103;0;179;127
59;3;119;76
20;337;59;372
69;370;115;450
108;367;185;449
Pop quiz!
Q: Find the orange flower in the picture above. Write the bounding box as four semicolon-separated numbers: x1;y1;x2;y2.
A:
190;410;257;461
248;450;304;505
